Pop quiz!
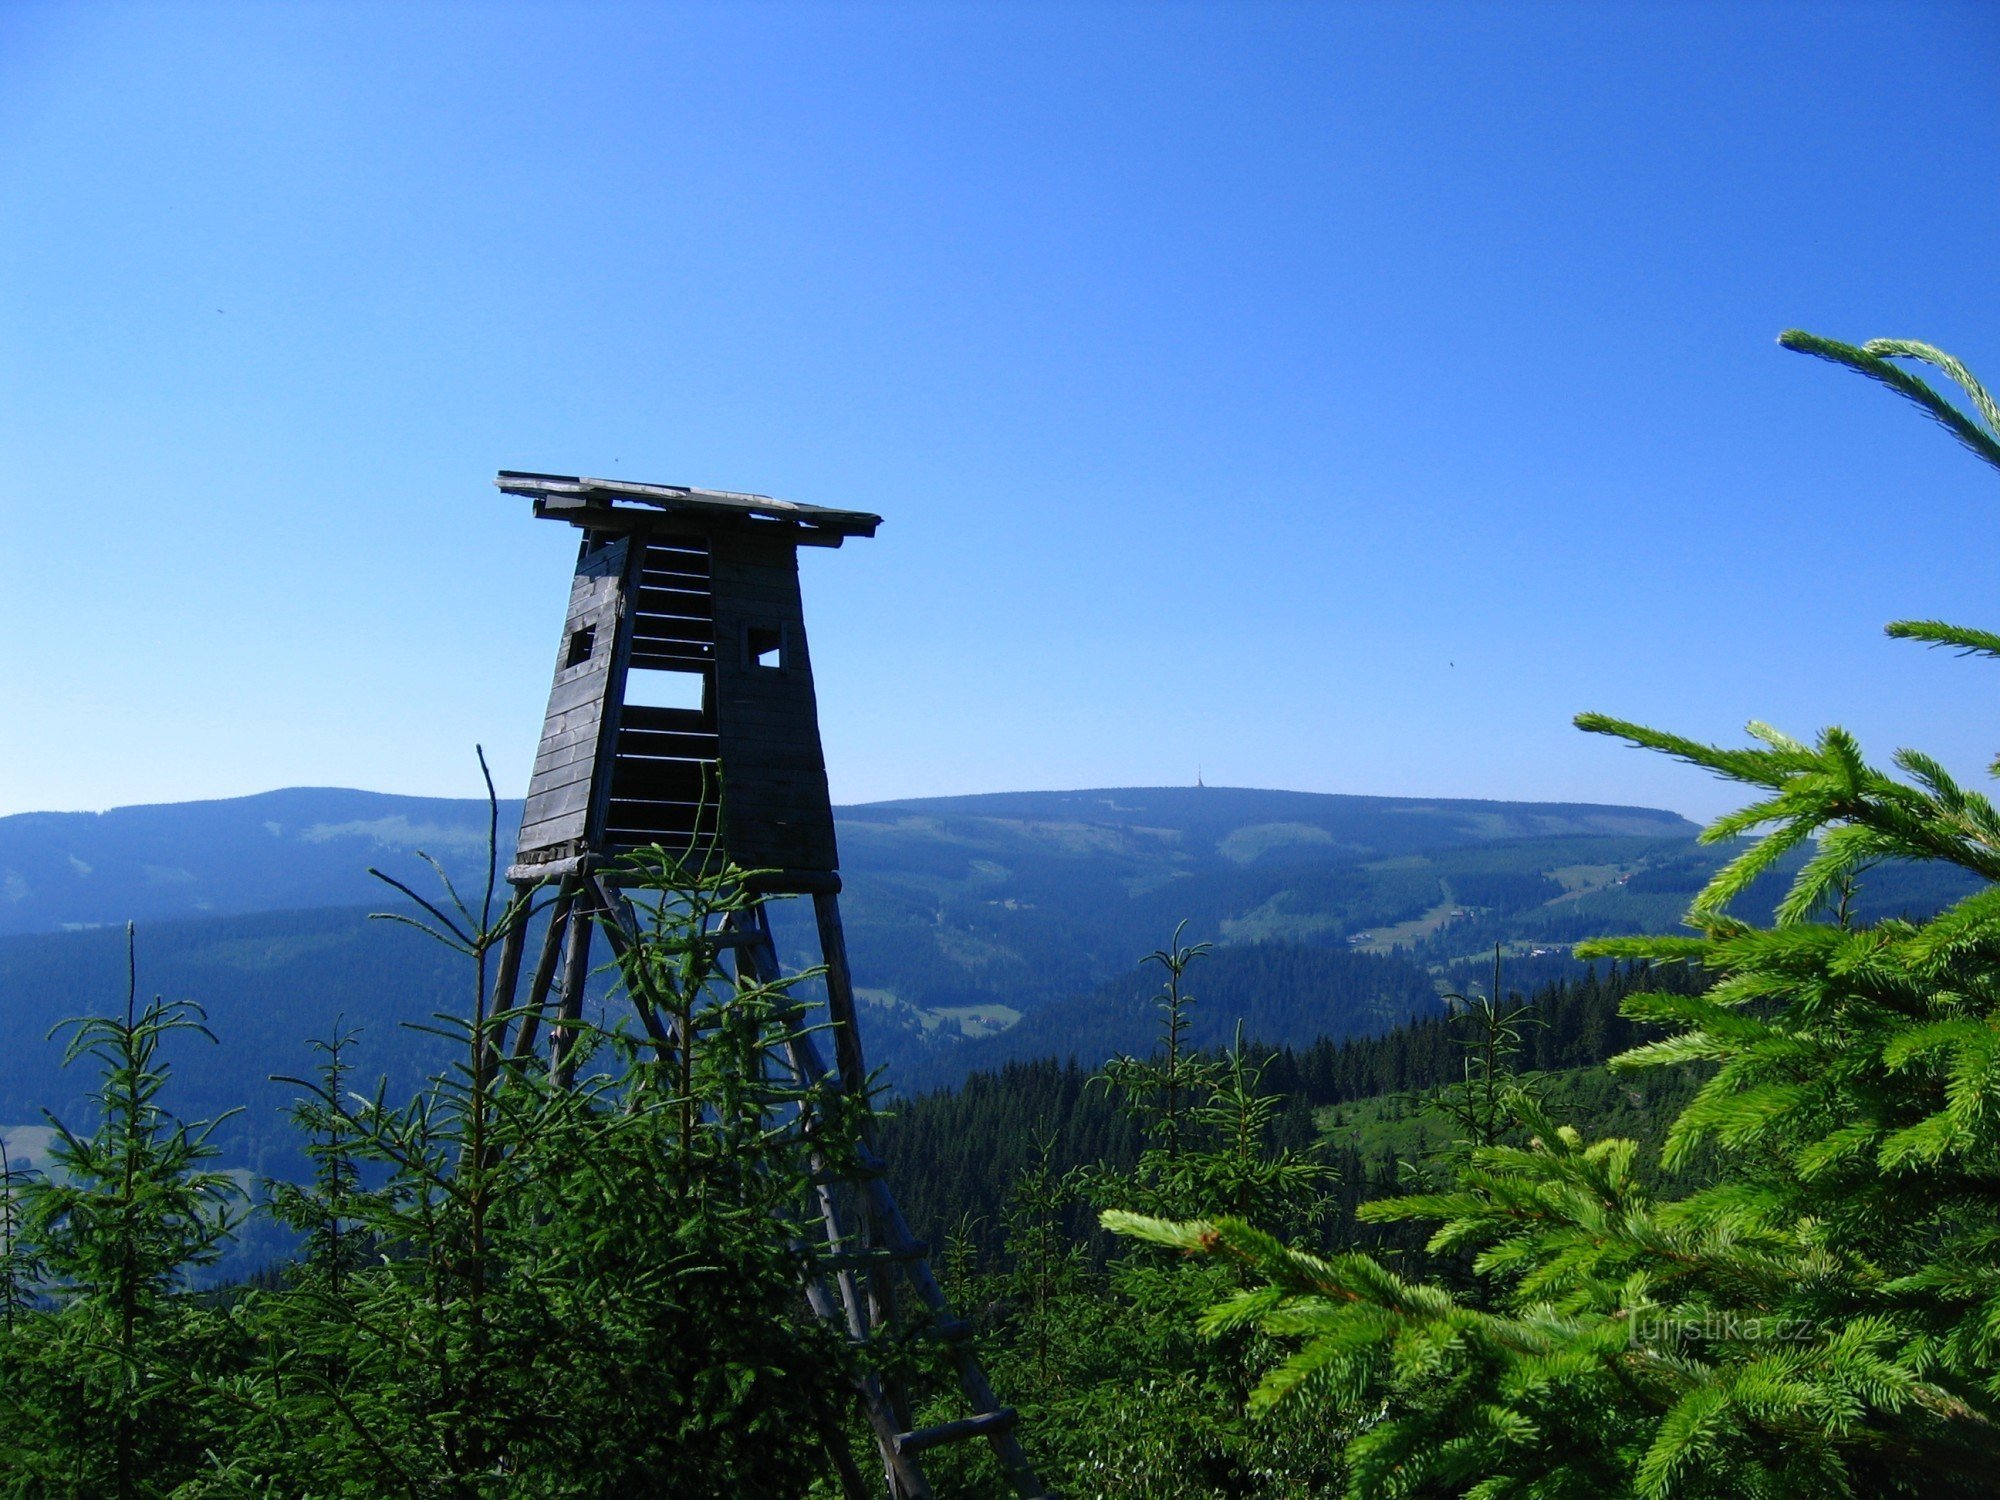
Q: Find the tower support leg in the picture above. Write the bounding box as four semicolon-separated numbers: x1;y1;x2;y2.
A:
511;877;578;1060
725;897;1049;1500
813;891;869;1096
549;885;598;1084
488;913;527;1051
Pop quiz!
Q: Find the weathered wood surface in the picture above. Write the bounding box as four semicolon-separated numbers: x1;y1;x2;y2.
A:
513;527;845;884
815;891;868;1096
496;470;881;540
617;703;709;734
508;878;577;1059
614;726;717;759
516;538;629;859
705;533;839;878
894;1409;1018;1457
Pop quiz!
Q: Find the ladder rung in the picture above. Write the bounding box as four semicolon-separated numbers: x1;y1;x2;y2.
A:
812;1241;929;1272
844;1315;972;1352
806;1164;882;1186
699;929;769;949
893;1407;1017;1456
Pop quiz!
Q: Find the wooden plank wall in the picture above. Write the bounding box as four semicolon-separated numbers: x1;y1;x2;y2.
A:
514;523;843;886
515;536;630;862
709;533;840;877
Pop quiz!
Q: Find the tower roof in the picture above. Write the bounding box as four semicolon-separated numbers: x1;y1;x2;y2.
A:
496;471;880;546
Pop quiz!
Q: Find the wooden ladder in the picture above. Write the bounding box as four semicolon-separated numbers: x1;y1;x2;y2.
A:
723;900;1055;1500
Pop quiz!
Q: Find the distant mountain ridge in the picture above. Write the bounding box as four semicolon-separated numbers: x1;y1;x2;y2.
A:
853;786;1694;844
0;788;527;938
0;780;1713;1088
0;784;1697;939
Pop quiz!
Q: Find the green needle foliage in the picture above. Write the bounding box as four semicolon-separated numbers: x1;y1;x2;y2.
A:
0;926;244;1499
1079;930;1331;1237
0;1124;38;1337
0;832;864;1497
224;840;862;1498
1110;333;2000;1497
1094;922;1219;1167
1778;330;2000;470
1430;946;1541;1158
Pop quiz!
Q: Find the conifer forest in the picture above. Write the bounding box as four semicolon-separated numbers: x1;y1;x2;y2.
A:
5;330;2000;1496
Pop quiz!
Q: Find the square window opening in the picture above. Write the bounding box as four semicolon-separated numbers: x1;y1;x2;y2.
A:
747;625;784;670
624;667;707;712
564;626;596;669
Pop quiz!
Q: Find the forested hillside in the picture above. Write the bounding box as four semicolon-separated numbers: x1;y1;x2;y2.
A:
0;785;1709;1160
887;939;1440;1090
878;962;1705;1263
0;905;471;1182
0;789;523;936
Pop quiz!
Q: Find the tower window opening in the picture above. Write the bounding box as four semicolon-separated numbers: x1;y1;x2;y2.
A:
624;667;707;711
564;626;596;668
747;625;784;669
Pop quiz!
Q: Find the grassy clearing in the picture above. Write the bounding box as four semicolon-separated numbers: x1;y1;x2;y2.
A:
1350;897;1458;953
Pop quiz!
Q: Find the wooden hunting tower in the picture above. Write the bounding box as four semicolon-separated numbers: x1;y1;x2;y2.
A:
493;472;1049;1500
506;472;859;888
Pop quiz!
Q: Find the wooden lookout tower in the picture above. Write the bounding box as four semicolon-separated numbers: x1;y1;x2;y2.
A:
492;472;1049;1499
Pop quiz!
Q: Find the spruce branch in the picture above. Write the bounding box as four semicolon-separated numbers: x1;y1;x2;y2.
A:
1885;620;2000;661
1779;330;2000;472
1859;338;2000;445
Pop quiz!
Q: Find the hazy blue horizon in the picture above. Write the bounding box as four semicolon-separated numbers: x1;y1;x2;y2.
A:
0;778;1707;824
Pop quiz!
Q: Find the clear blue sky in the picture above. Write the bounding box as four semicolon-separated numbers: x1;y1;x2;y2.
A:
3;2;1997;823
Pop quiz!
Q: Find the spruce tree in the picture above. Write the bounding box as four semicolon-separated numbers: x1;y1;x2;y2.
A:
4;929;244;1499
